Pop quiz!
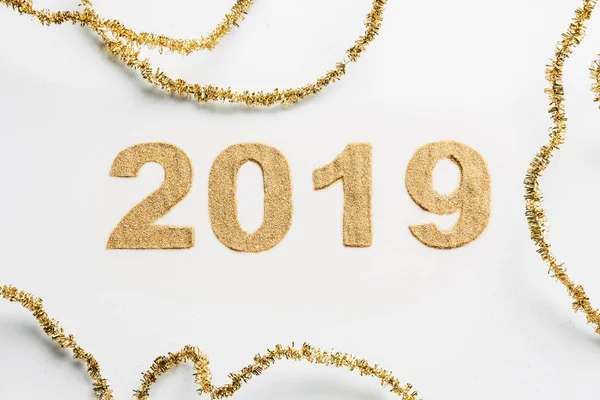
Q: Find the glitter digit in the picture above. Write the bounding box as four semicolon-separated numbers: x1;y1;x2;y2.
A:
313;144;372;247
107;143;194;249
405;141;491;249
208;143;293;252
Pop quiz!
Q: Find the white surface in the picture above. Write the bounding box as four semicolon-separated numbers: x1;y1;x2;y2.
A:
1;0;600;399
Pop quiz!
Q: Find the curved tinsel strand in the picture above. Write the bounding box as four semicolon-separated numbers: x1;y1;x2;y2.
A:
0;0;387;106
591;58;600;102
525;0;600;334
0;285;113;399
0;285;420;400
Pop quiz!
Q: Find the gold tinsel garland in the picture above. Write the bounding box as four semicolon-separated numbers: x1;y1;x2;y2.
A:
0;0;387;106
3;0;600;397
0;285;420;400
525;0;600;334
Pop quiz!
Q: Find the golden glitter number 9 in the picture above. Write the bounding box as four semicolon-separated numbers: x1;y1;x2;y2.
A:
208;143;293;252
313;144;372;247
107;143;194;250
405;141;491;249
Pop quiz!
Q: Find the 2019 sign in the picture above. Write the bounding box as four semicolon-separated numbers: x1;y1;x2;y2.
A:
107;141;491;252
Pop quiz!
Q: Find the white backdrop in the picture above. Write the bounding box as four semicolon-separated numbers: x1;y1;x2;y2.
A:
1;0;600;399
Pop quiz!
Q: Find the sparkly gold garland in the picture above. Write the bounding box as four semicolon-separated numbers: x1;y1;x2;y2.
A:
0;285;420;400
0;0;386;106
525;0;600;334
591;57;600;102
4;1;600;397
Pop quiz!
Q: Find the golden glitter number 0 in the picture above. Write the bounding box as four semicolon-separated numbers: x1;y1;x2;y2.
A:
107;143;195;250
313;144;372;247
208;144;293;252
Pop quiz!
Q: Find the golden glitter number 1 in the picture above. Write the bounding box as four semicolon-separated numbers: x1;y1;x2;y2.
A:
313;144;372;247
107;143;195;250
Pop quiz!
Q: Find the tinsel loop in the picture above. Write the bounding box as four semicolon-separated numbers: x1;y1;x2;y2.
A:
0;285;420;400
0;0;387;106
525;0;600;334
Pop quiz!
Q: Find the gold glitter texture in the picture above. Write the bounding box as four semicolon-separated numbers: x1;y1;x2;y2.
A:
0;0;387;107
209;143;293;252
525;0;600;333
591;57;600;104
405;141;491;249
107;143;194;249
0;285;420;400
313;144;372;247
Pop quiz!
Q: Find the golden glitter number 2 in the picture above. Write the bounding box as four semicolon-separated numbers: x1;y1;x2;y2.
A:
108;141;490;251
107;143;195;250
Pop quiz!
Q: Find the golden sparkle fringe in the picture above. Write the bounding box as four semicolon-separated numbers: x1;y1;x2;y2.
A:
0;0;387;106
525;0;600;334
0;285;420;400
